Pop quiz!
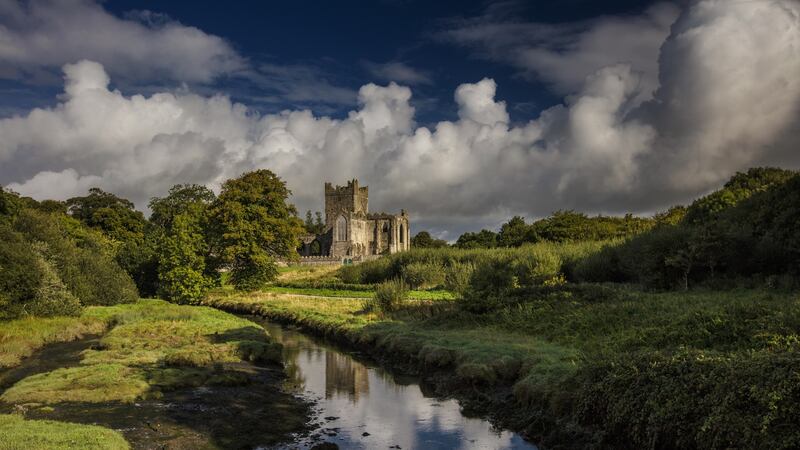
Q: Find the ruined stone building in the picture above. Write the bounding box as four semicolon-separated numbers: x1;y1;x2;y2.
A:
298;180;410;259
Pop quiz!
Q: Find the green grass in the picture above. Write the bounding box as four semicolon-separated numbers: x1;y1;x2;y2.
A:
1;364;148;404
203;284;800;449
1;299;280;405
261;285;455;300
0;316;109;369
0;414;129;450
203;291;579;387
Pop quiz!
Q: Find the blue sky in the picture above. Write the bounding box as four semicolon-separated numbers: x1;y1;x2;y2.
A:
1;0;663;123
1;0;798;239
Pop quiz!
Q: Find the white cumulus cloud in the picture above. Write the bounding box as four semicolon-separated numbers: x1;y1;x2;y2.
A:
0;0;245;84
1;0;799;238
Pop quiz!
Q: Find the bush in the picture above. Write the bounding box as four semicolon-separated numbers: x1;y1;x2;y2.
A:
516;246;562;287
229;253;278;292
444;262;474;295
371;278;409;313
76;251;138;305
337;264;362;284
359;257;393;284
26;245;81;317
574;349;800;449
5;209;137;312
0;226;45;319
401;262;445;289
574;243;626;283
461;254;518;313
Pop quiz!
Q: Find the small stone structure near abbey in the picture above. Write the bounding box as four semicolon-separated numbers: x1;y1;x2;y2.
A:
298;179;410;262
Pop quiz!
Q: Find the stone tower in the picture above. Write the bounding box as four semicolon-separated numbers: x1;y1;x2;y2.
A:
299;179;410;259
324;179;368;225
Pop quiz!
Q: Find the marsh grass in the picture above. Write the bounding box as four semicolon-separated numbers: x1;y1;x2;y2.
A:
0;316;109;369
1;299;279;405
204;284;800;449
0;414;129;450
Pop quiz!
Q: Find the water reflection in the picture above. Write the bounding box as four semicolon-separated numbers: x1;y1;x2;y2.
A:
261;321;537;450
326;352;369;401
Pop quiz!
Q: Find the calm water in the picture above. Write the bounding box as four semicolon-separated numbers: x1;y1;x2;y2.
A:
257;320;538;450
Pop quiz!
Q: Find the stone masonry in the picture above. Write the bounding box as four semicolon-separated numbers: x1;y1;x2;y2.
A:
298;179;410;258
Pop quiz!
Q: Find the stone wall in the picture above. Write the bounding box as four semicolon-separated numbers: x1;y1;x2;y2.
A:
306;179;410;258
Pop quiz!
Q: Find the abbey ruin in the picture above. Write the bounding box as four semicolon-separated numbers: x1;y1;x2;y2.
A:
298;179;410;259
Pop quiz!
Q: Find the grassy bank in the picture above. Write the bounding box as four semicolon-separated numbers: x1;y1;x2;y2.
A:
0;414;129;450
203;285;800;449
2;299;281;405
0;315;110;369
263;285;455;300
0;299;305;449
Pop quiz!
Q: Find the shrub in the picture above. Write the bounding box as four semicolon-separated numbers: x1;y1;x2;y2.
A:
516;246;562;287
77;252;139;305
0;226;45;319
372;278;409;313
10;209;137;308
461;254;518;313
573;243;626;283
27;245;81;317
337;264;362;284
359;257;393;284
229;253;277;292
444;262;474;295
401;262;445;289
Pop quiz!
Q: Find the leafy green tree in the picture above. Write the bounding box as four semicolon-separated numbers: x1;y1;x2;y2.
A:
0;224;44;318
149;184;216;229
654;206;687;227
210;170;304;291
497;216;532;247
532;211;590;242
149;184;218;302
684;167;795;224
411;231;448;248
66;188;146;243
455;229;497;249
303;210;325;234
157;205;214;303
66;188;155;294
0;187;22;221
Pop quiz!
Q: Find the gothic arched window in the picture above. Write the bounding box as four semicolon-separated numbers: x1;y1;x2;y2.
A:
336;216;347;241
400;224;405;243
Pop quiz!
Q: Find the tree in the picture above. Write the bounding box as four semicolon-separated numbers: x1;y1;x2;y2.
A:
66;188;146;243
654;206;687;227
149;184;218;302
158;205;214;303
411;231;448;248
303;210;325;234
149;184;216;229
0;187;21;221
455;229;497;249
210;170;304;291
66;188;156;295
497;216;532;247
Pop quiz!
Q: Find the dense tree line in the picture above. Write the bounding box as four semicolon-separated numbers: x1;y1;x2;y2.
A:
410;231;448;248
451;211;654;249
0;170;304;317
0;188;137;318
576;167;800;289
346;167;800;303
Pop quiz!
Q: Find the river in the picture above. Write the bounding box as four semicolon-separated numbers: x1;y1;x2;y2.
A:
257;319;537;450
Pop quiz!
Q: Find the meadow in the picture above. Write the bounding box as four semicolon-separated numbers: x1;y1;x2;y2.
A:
204;245;800;449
